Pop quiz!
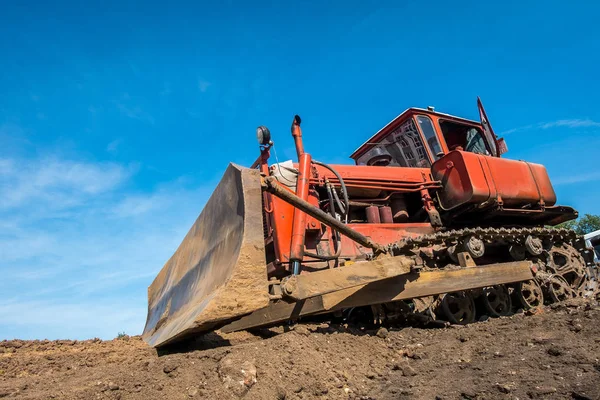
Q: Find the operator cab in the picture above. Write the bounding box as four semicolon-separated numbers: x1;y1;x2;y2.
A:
350;100;504;166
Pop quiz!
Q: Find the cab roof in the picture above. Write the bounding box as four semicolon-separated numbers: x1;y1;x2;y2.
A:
349;107;482;160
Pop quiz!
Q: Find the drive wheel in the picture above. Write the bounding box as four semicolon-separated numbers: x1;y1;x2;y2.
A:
441;291;476;325
514;280;544;309
480;285;512;317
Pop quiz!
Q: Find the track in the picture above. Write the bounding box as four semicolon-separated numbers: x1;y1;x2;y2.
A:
369;227;599;325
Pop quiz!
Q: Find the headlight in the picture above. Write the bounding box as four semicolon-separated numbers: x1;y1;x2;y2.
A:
256;126;271;145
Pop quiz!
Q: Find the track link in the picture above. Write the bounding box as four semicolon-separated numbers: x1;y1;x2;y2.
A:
375;227;600;324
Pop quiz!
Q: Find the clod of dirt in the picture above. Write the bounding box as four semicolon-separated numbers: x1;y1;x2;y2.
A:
376;327;389;338
291;384;303;393
547;346;563;356
496;383;513;393
293;325;310;336
218;355;257;396
162;363;178;374
528;386;557;398
275;385;287;399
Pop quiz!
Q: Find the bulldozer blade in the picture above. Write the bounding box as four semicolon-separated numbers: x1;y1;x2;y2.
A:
143;164;270;348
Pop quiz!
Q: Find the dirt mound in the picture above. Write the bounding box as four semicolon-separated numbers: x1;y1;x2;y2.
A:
1;300;599;400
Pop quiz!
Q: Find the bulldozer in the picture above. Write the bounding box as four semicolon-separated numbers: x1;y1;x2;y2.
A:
143;98;598;348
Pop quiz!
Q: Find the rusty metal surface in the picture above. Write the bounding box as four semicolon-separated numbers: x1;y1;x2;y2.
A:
220;261;533;333
143;164;269;347
431;151;557;211
322;261;533;310
281;256;416;300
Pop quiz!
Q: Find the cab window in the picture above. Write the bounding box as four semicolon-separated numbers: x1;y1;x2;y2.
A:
357;118;431;167
416;115;443;158
388;118;431;167
439;120;491;156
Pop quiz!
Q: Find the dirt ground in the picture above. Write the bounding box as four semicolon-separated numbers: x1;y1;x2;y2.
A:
1;300;599;400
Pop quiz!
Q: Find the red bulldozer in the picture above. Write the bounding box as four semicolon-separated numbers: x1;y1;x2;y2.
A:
143;98;598;347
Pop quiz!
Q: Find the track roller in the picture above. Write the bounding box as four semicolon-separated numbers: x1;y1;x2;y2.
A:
478;285;512;317
440;291;476;325
513;280;544;309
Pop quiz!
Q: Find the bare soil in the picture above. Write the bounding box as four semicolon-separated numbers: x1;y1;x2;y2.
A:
1;300;599;400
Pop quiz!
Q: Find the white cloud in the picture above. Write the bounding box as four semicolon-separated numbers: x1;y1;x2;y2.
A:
552;171;600;186
198;79;211;92
116;102;155;124
0;157;133;209
539;119;600;129
106;138;122;154
501;118;600;135
0;150;214;340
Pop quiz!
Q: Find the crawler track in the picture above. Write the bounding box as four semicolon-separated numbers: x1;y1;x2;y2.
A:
379;227;599;324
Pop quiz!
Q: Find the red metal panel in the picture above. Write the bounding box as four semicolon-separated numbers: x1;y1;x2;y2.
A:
432;151;556;210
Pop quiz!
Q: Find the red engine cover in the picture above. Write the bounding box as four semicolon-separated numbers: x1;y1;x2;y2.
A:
431;151;556;210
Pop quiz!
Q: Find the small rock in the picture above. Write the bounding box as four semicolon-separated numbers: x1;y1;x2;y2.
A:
547;346;562;357
240;360;257;387
294;325;310;336
108;383;119;391
376;327;389;339
572;391;593;400
313;383;328;395
401;364;417;377
292;384;303;393
570;324;583;333
366;371;377;379
275;386;287;400
188;387;199;397
530;386;557;396
496;384;512;393
461;390;477;399
458;336;468;343
163;363;178;374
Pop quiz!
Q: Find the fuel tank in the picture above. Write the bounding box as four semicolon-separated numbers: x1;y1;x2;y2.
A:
431;151;556;211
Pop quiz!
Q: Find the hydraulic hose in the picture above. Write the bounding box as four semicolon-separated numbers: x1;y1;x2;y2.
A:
312;160;349;223
304;181;342;261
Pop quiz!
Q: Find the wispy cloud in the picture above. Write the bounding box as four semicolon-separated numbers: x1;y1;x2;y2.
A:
198;79;211;93
539;119;600;129
116;102;155;124
552;171;600;186
0;157;134;209
106;138;123;155
0;145;214;340
501;118;600;135
114;93;155;124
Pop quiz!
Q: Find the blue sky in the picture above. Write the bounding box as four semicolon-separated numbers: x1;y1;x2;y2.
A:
1;1;599;340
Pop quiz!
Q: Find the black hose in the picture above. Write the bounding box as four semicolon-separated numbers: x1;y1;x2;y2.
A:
313;160;349;223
